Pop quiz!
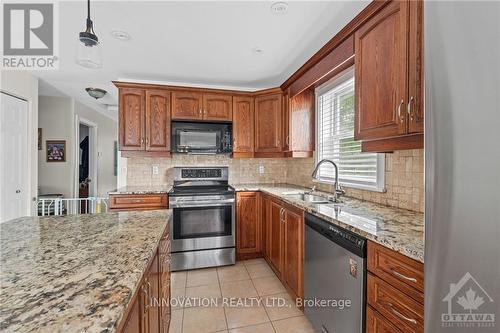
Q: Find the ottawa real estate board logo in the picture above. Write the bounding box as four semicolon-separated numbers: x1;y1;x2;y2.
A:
2;1;59;69
442;272;495;328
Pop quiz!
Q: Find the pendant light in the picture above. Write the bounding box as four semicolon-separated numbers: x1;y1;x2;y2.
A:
76;0;102;69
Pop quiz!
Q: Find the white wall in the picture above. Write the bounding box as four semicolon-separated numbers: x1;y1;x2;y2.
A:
38;96;74;198
73;101;117;197
0;72;38;216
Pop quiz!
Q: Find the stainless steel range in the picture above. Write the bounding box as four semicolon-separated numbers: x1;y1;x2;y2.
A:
168;167;235;271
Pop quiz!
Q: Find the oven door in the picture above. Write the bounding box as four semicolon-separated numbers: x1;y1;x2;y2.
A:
170;201;235;252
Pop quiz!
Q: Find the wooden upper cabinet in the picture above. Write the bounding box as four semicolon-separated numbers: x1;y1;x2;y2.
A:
236;192;261;259
203;93;232;121
146;90;171;152
119;88;145;151
289;89;315;156
255;93;283;153
408;0;424;134
282;91;290;152
232;96;254;156
171;91;203;120
354;0;409;141
283;204;304;299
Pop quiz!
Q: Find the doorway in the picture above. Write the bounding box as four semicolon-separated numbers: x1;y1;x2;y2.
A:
0;92;29;222
74;116;97;210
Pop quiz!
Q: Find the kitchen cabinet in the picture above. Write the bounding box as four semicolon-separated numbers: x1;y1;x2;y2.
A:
254;93;283;156
287;89;315;157
268;198;283;273
367;241;424;333
232;96;255;158
122;296;141;333
108;194;168;211
236;192;261;259
203;93;233;121
354;0;423;152
159;230;171;333
172;91;232;121
282;203;304;299
171;91;203;120
116;85;171;157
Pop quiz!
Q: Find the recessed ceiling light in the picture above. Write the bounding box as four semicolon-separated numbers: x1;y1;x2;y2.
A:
110;30;131;41
252;47;264;55
271;2;289;15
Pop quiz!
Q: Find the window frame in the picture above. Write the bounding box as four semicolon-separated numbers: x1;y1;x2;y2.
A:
314;68;385;192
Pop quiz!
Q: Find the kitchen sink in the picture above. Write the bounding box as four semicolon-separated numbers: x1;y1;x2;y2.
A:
284;193;331;204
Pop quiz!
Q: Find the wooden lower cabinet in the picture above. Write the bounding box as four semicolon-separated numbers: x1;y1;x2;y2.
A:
108;194;168;212
119;229;170;333
236;192;261;260
367;305;403;333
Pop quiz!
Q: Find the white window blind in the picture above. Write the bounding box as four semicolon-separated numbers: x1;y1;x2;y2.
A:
316;70;385;191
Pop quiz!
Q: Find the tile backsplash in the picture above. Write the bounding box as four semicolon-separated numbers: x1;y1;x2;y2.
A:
125;149;424;212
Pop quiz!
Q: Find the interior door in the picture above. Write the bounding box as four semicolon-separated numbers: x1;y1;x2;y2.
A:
0;92;29;222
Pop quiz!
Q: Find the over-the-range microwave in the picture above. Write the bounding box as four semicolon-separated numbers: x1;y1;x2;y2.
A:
171;121;232;154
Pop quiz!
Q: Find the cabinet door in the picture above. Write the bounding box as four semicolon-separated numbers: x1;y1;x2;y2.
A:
122;296;141;333
269;200;283;274
366;306;403;333
282;91;290;152
262;195;271;261
232;96;254;155
354;0;409;140
407;0;424;134
148;252;160;333
255;94;283;152
283;204;303;299
159;231;170;333
171;91;203;120
119;88;145;151
146;90;171;152
236;192;260;257
289;89;315;153
203;93;232;121
140;279;150;333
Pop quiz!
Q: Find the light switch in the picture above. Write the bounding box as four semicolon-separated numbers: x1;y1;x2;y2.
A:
258;165;265;174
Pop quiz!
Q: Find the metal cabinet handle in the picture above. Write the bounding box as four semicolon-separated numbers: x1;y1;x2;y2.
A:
397;99;405;123
391;269;417;283
286;135;290;146
199;108;202;115
388;303;417;324
133;199;145;203
407;96;415;121
141;283;149;313
141;138;144;144
146;137;149;145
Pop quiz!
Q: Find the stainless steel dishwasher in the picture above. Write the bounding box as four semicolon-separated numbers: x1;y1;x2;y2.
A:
304;212;367;333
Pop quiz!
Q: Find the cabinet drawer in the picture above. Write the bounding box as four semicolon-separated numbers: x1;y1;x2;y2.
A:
368;274;423;333
368;241;424;303
108;194;168;210
367;305;403;333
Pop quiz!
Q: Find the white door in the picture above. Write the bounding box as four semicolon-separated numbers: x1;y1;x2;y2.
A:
0;92;29;223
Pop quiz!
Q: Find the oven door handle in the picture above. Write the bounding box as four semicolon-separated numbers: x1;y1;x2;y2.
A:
170;200;235;208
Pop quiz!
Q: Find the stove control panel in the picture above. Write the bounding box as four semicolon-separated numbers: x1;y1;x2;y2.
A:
174;167;228;181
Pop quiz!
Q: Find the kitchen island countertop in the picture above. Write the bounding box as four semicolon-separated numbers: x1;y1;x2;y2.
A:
108;185;172;195
232;183;424;263
0;210;171;333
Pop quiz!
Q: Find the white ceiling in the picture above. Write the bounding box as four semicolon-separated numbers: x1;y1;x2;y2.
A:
32;0;369;120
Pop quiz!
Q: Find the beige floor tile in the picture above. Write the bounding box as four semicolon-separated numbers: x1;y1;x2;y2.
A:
228;322;275;333
168;309;183;333
242;258;267;266
185;283;222;307
252;276;286;296
224;305;270;329
220;279;258;299
170;288;186;310
246;263;275;279
171;271;187;289
183;306;227;333
217;264;251;283
186;268;219;287
262;292;302;321
272;316;315;333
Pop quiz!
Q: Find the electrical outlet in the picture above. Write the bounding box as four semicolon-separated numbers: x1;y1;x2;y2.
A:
152;165;159;175
258;165;265;174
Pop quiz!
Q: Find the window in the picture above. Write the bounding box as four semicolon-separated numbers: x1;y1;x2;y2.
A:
315;69;385;192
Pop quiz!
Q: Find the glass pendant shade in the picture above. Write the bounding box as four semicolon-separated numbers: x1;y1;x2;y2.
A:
76;37;102;69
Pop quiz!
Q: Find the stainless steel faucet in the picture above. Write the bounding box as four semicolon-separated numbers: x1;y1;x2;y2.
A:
311;159;345;202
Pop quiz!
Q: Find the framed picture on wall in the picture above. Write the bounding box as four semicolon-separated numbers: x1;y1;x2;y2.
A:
46;140;66;162
38;128;42;150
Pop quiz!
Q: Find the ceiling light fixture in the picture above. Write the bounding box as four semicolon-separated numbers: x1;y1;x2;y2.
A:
76;0;102;69
110;30;131;41
271;2;289;15
85;87;107;99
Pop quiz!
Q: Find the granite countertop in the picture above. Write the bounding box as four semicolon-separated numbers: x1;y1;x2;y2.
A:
108;185;172;195
232;183;424;263
0;210;171;333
